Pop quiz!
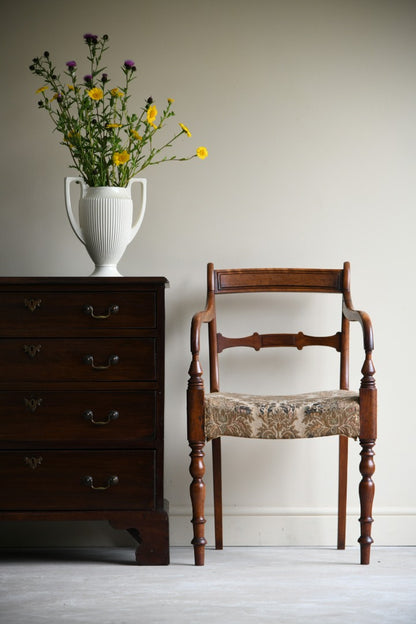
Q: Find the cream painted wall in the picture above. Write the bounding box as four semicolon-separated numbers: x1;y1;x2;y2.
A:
1;0;415;549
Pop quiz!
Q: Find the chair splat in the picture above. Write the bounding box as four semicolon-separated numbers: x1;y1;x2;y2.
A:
217;331;342;353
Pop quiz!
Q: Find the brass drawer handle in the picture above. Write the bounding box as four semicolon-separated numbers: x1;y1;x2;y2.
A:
83;409;119;425
84;304;119;319
82;475;119;490
84;354;119;370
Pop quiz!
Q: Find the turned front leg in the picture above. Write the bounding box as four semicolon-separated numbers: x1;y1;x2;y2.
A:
358;439;376;564
189;441;207;566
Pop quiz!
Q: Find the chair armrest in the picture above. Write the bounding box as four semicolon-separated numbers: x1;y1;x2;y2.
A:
190;305;215;356
187;295;216;442
342;298;374;353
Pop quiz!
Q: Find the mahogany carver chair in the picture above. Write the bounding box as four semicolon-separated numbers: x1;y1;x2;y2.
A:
187;262;377;566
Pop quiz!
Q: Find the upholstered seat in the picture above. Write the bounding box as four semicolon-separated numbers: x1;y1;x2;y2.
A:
204;390;360;441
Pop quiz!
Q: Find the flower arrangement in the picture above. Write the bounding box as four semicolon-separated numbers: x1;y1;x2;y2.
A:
29;33;208;187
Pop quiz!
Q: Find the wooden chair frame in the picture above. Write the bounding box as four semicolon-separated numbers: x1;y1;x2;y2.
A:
187;262;377;566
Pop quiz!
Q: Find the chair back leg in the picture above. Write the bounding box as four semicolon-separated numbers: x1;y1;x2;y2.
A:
212;437;224;549
337;435;348;549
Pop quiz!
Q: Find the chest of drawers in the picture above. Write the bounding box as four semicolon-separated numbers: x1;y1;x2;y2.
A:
0;277;169;564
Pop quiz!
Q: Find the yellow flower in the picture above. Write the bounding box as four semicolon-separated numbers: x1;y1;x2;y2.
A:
110;88;124;97
87;87;104;101
179;123;191;137
167;98;175;104
131;129;142;140
36;86;48;93
146;105;158;125
67;84;75;90
106;123;122;128
113;150;130;166
65;130;80;148
66;130;79;140
196;146;208;160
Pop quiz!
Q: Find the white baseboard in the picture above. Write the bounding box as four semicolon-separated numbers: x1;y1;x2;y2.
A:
169;506;416;547
0;507;414;548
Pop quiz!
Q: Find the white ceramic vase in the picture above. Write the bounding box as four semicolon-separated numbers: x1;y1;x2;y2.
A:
64;177;147;277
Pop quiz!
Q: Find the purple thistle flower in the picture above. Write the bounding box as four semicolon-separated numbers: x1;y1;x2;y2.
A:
66;60;77;71
84;33;98;44
124;60;136;70
101;73;109;83
84;74;93;85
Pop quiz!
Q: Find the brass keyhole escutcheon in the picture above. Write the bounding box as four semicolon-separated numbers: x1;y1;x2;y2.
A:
23;344;42;359
24;298;42;312
24;397;43;413
25;456;43;470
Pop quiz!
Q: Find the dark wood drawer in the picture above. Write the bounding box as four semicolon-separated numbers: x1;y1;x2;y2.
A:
0;338;156;382
0;290;156;336
0;451;155;511
0;391;157;446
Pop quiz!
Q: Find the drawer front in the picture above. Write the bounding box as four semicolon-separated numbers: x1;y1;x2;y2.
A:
0;451;155;511
0;391;157;446
0;338;156;382
0;291;157;336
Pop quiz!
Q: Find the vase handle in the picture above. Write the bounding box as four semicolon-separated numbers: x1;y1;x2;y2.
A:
128;178;147;243
64;176;88;245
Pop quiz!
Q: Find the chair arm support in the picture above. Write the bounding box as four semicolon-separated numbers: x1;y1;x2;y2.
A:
342;296;377;439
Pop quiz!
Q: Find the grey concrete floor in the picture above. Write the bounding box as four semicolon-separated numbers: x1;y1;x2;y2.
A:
0;546;415;623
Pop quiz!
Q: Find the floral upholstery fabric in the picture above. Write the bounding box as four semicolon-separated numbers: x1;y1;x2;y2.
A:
204;390;360;441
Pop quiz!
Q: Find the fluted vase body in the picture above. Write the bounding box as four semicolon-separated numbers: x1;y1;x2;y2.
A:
64;177;147;276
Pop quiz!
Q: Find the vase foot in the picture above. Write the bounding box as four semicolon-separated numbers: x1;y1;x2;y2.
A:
90;265;122;277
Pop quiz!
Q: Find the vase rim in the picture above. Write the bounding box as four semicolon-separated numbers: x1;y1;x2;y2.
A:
89;185;127;189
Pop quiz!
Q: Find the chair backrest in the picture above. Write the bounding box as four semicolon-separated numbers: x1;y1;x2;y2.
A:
206;262;351;394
